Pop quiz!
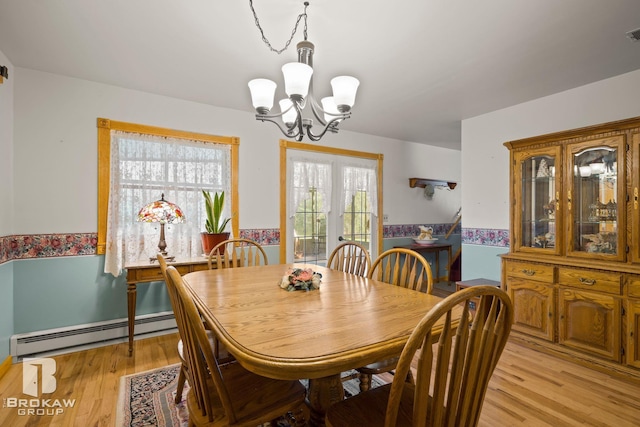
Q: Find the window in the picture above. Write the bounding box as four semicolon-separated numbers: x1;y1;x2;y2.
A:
291;160;331;262
341;164;377;247
97;118;238;275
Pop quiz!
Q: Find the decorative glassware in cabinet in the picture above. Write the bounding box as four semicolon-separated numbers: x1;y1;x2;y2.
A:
569;144;620;257
519;153;557;251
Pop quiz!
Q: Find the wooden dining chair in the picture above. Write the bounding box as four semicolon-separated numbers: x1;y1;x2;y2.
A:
356;248;434;391
326;285;514;427
327;241;372;276
157;254;190;404
368;247;433;292
165;266;307;426
158;254;223;404
207;238;268;269
326;241;374;383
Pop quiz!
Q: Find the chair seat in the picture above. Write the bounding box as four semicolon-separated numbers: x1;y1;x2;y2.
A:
187;361;306;427
325;383;416;427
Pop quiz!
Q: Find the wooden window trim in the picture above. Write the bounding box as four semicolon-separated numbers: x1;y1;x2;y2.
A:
279;139;383;263
97;118;239;255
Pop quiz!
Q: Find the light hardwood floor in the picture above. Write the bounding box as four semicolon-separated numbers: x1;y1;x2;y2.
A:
1;333;639;426
0;333;181;427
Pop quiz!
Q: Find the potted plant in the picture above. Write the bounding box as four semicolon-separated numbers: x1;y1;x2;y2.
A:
201;190;231;255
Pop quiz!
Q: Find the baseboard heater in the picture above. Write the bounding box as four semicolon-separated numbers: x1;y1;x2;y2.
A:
10;311;176;361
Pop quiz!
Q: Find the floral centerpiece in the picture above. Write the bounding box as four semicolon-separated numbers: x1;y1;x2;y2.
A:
279;267;322;292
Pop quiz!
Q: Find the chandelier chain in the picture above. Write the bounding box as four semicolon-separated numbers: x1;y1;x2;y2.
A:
249;0;308;54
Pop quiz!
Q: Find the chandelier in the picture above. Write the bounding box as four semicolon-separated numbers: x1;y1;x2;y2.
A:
247;1;360;142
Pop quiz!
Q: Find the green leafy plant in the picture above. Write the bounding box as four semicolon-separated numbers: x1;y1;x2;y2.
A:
202;190;231;234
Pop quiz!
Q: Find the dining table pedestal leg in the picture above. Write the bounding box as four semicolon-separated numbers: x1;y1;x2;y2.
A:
307;374;344;427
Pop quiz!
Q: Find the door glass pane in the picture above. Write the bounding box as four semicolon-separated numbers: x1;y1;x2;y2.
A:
342;190;371;250
294;188;327;263
572;147;617;254
520;155;556;248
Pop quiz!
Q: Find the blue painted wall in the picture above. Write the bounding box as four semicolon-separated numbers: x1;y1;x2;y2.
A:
12;256;171;335
0;263;13;359
460;244;509;282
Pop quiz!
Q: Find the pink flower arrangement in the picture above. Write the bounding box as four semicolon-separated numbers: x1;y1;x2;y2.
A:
279;267;322;292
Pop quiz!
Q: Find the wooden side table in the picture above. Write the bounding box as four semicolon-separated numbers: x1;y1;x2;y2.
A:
455;278;501;313
125;257;209;354
395;243;452;283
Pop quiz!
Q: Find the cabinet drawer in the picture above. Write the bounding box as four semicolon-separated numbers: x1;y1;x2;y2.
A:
131;265;190;282
558;267;621;295
505;261;554;283
192;263;211;272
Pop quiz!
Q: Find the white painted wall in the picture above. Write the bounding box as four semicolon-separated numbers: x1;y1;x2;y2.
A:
0;49;13;361
0;51;13;237
461;69;640;230
12;67;461;235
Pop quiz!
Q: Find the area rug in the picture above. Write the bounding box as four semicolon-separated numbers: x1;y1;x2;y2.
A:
116;363;385;427
116;363;189;427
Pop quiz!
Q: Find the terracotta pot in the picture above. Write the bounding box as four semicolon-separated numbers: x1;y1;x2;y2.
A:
201;232;230;256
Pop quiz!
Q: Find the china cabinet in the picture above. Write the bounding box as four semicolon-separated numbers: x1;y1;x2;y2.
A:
502;116;640;377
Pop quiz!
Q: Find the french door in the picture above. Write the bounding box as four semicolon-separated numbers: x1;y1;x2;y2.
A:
279;141;383;264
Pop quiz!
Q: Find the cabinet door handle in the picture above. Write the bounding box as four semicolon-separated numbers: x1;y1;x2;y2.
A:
579;277;596;285
521;269;536;276
555;192;560;211
567;190;572;211
635;187;638;210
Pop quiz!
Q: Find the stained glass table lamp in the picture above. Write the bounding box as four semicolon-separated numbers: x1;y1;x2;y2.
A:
137;193;185;262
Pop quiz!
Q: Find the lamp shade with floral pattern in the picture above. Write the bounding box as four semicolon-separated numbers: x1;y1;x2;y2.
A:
137;193;185;260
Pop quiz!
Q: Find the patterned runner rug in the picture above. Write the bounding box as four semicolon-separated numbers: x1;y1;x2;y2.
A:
115;363;385;427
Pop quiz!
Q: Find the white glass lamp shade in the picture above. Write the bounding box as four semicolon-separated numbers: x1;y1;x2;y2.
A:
331;76;360;111
279;98;297;126
579;166;592;177
248;79;277;113
590;162;605;175
321;97;341;123
282;62;313;98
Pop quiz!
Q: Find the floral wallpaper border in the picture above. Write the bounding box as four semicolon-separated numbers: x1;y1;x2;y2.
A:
0;224;506;265
0;233;98;264
382;223;461;238
461;227;510;247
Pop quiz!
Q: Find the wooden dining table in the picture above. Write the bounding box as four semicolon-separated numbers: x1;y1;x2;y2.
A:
183;263;457;426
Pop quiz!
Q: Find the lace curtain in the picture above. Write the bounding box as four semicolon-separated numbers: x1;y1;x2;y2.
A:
340;161;378;217
104;130;231;276
288;157;333;217
287;155;378;217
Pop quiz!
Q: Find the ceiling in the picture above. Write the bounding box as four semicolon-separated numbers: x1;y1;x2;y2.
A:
1;0;639;150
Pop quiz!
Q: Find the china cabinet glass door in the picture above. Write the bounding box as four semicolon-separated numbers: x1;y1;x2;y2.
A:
631;132;640;263
567;136;624;260
514;147;562;254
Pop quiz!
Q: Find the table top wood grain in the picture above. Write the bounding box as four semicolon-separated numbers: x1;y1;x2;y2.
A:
183;263;456;380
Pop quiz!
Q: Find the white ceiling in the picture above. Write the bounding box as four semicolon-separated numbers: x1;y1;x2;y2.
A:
1;0;639;150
